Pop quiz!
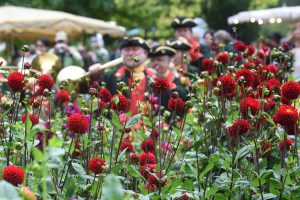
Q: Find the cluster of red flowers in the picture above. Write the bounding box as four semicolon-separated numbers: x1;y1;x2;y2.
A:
21;113;39;126
110;94;128;112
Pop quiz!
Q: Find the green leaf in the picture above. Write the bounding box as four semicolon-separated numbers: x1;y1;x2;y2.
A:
234;144;254;164
258;193;277;200
72;163;86;176
25;115;32;133
112;112;123;129
173;127;182;137
49;137;63;148
126;165;143;178
0;181;21;200
117;148;128;162
32;147;43;161
102;174;124;200
65;177;76;199
125;114;141;128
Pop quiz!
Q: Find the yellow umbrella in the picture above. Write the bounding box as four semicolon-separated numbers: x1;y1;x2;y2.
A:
0;5;126;40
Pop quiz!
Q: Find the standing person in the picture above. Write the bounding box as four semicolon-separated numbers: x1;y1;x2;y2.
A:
214;30;233;52
49;31;83;67
171;16;203;66
89;37;167;115
291;23;300;81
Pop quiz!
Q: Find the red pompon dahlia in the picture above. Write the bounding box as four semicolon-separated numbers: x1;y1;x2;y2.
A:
151;77;170;93
281;81;300;100
120;141;134;153
139;152;156;166
240;97;260;117
218;74;236;95
38;74;54;90
244;61;255;69
268;78;281;91
273;105;298;127
168;97;185;112
234;40;246;52
228;119;249;136
257;52;266;60
260;139;272;158
201;58;214;73
88;157;107;174
216;52;229;65
144;172;167;191
21;114;39;126
141;139;155;153
278;138;294;151
140;164;156;179
130;153;139;164
98;100;108;110
245;45;255;56
67;113;89;134
56;90;70;103
98;88;112;103
262;64;278;76
2;165;25;186
7;71;25;92
235;69;254;87
281;95;291;105
110;94;128;112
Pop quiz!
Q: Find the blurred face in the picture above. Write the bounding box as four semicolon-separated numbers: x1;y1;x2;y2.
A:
173;51;190;66
175;27;192;40
36;41;48;54
121;46;148;68
204;33;213;46
150;55;171;74
293;24;300;40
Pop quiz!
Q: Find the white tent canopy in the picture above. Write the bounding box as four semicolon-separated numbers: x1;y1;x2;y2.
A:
228;6;300;25
0;5;126;39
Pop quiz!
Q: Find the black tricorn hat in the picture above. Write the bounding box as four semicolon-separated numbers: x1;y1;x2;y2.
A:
120;37;150;51
166;37;192;51
149;45;177;57
171;16;197;29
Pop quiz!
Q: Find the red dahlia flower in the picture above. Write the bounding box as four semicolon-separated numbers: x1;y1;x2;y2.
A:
67;113;89;134
240;97;260;117
56;90;70;103
235;69;254;87
216;52;229;65
2;165;25;186
139;152;156;166
98;88;112;103
7;71;25;92
38;74;54;90
141;139;155;153
228;119;249;136
110;94;128;112
151;77;170;93
281;81;300;100
168;97;185;112
88;157;107;174
273;105;298;127
278;138;294;151
120;141;134;153
21;114;39;126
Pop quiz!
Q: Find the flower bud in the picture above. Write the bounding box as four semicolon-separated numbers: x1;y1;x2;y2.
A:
22;45;30;52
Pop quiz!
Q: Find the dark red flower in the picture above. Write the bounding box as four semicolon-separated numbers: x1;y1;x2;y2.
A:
21;114;39;126
38;74;54;90
281;81;300;100
282;43;289;51
139;152;156;166
234;40;246;52
240;97;260;117
110;94;128;112
168;97;185;112
218;74;236;95
88;157;107;174
268;78;281;91
56;90;70;103
262;64;278;76
216;52;229;65
262;96;276;111
98;88;112;103
7;71;25;92
98;100;108;110
245;45;255;56
257;52;265;60
284;125;297;135
201;58;214;73
150;129;159;140
260;139;272;158
273;105;298;127
130;153;139;164
144;172;167;191
228;119;249;137
244;61;255;69
141;139;155;153
2;165;25;186
278;138;294;151
120;141;134;153
233;55;243;63
236;69;254;87
67;113;89;134
151;77;170;93
140;164;156;179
